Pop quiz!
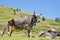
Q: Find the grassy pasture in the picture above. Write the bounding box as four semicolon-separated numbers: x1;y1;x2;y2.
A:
0;5;60;40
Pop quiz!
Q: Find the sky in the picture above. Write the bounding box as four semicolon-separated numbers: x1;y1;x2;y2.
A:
0;0;60;19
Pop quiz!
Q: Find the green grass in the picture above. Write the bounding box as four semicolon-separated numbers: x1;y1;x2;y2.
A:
0;34;60;40
0;4;60;40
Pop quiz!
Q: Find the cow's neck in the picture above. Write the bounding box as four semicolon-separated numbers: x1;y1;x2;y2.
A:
29;18;34;30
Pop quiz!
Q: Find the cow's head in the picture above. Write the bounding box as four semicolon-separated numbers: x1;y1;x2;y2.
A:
33;11;42;22
47;28;57;33
32;11;42;26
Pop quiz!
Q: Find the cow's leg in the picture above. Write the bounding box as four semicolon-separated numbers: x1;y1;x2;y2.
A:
2;27;7;36
8;26;12;37
28;30;30;37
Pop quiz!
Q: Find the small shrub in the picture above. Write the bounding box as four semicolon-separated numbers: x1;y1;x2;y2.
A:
55;17;60;22
42;16;45;21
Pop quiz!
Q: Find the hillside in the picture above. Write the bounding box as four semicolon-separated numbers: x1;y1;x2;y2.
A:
0;5;60;40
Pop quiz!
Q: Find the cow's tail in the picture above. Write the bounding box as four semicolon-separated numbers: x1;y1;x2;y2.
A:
2;27;7;36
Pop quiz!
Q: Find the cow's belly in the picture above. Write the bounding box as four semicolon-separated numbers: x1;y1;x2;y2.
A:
13;18;32;30
14;22;29;30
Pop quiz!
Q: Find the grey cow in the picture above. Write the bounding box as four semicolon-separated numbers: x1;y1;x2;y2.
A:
2;12;41;37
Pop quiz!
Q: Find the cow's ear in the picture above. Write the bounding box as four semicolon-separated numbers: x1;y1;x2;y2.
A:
33;11;38;17
33;11;36;17
34;11;35;15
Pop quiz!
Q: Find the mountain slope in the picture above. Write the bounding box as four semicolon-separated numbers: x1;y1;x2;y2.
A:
0;4;30;23
0;4;60;40
0;4;60;31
